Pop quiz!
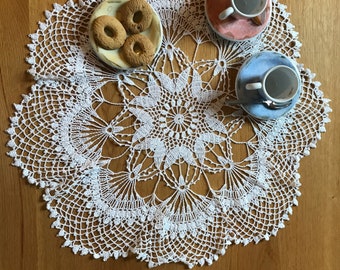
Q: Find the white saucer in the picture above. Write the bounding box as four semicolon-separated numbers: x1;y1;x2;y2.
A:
235;51;301;120
89;0;163;69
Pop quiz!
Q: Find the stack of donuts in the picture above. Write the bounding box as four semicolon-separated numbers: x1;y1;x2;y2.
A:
91;0;156;68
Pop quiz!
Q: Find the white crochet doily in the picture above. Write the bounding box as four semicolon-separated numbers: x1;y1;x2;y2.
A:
7;0;331;268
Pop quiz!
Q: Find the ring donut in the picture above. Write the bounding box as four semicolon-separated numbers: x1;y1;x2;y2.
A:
92;15;127;50
121;34;155;67
116;0;153;34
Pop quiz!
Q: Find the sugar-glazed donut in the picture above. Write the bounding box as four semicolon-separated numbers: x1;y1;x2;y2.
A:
116;0;153;34
92;15;127;50
121;34;155;67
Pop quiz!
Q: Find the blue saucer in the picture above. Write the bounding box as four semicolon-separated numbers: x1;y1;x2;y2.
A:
235;51;301;120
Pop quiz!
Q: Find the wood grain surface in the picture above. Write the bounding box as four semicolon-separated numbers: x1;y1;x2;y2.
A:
0;0;339;269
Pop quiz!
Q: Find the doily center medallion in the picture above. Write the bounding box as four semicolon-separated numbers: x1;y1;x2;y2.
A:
7;0;331;268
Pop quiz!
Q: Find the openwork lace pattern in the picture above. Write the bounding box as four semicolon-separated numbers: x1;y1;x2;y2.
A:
7;0;331;268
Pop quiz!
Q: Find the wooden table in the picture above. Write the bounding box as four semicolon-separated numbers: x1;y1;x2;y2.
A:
1;0;339;269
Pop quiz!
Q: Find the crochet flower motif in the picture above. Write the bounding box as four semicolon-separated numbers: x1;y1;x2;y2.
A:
129;67;228;169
